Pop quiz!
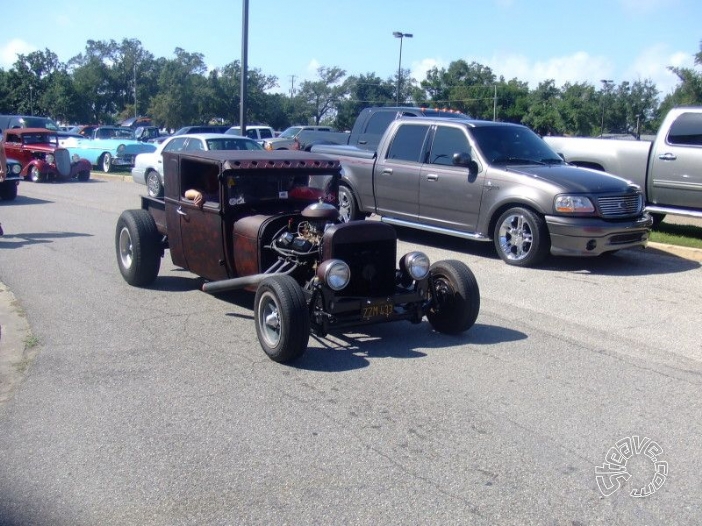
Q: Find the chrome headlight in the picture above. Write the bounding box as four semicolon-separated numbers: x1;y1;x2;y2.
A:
45;154;55;164
11;163;21;175
400;251;430;281
71;154;80;163
316;259;351;291
554;195;595;213
117;144;126;154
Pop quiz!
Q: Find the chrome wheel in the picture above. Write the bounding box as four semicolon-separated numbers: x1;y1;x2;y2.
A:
146;171;163;198
258;291;282;347
118;226;134;270
30;166;42;182
494;207;549;267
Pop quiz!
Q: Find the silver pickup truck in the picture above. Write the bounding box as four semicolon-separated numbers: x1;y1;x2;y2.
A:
313;117;652;267
544;107;702;225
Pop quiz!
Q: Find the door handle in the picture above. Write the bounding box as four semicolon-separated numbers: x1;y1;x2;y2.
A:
177;206;187;216
658;152;677;161
381;168;393;175
426;173;438;181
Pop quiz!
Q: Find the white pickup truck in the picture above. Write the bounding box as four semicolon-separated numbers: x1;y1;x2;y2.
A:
544;107;702;225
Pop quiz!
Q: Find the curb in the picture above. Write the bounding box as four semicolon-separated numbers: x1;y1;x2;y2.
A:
646;241;702;262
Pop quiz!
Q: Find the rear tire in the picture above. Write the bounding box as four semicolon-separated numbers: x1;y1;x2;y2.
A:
146;170;164;198
254;275;310;363
115;209;161;287
427;260;480;334
338;185;362;222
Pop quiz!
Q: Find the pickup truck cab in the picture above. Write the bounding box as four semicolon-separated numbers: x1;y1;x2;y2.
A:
544;107;702;225
313;118;652;267
115;150;480;362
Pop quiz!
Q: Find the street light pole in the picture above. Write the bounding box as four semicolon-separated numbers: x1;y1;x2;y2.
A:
29;86;33;115
393;31;412;106
600;79;613;136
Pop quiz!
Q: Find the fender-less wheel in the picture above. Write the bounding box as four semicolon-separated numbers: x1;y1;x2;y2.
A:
115;209;161;287
0;183;17;200
77;170;90;181
650;213;665;229
494;207;550;267
29;166;43;182
427;260;480;334
101;153;113;173
338;185;361;222
146;170;164;198
254;275;310;363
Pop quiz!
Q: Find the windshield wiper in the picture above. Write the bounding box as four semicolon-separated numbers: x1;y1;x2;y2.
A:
493;157;547;165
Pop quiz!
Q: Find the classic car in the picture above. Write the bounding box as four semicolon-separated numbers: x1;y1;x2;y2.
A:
116;150;481;363
0;139;22;200
132;133;264;198
2;128;92;183
60;126;156;173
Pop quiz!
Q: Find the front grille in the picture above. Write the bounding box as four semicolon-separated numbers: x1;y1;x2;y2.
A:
597;194;643;218
330;240;396;297
55;149;71;176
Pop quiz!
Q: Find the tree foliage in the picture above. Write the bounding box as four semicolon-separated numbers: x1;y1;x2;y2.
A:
0;38;699;136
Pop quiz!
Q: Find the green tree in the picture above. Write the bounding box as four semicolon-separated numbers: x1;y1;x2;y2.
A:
522;80;563;135
297;66;347;125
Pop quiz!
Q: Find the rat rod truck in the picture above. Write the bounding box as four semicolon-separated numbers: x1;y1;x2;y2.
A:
115;150;480;363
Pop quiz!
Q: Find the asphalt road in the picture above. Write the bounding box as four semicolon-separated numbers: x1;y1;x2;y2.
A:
0;176;700;525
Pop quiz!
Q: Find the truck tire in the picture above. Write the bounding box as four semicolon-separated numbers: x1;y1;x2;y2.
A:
338;185;362;222
146;170;164;198
0;182;17;201
77;170;90;181
427;260;480;334
650;213;666;229
494;207;550;267
115;209;161;287
254;275;310;363
101;153;113;173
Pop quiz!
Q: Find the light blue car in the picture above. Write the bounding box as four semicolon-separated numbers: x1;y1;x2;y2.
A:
60;126;156;173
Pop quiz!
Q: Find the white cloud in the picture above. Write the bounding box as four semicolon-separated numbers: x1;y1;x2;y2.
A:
306;59;321;75
624;44;694;96
0;39;36;69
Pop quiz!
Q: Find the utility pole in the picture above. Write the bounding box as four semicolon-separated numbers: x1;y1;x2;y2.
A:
240;0;249;135
289;75;296;98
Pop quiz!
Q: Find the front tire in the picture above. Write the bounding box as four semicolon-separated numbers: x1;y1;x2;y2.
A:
0;183;18;200
29;166;43;182
338;184;362;222
77;170;90;181
146;170;164;198
254;275;310;363
101;153;113;173
494;207;550;267
427;260;480;334
115;209;161;287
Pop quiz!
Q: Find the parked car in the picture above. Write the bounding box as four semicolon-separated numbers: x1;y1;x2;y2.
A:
2;128;92;182
60;126;156;173
0;139;22;200
116;150;480;362
0;114;60;133
171;125;230;135
262;125;335;150
225;125;276;142
132;133;264;198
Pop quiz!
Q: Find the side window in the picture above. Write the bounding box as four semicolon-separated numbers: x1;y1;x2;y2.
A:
667;113;702;146
163;137;187;152
385;125;430;162
364;112;397;135
429;126;470;166
259;128;273;139
183;138;205;151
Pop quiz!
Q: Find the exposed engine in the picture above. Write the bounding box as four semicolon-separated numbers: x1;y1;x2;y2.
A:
270;200;340;260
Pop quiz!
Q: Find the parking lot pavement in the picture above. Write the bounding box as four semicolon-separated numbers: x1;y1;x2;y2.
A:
0;283;33;405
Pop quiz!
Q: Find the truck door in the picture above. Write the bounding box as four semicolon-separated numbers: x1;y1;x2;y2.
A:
373;123;431;221
419;125;484;232
178;169;229;281
648;111;702;209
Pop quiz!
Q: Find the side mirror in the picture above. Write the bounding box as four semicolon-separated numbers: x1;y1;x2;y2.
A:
452;152;472;166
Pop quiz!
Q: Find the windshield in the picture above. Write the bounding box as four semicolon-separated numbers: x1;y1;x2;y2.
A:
206;138;263;151
279;127;303;139
21;117;59;131
472;125;564;165
225;171;338;206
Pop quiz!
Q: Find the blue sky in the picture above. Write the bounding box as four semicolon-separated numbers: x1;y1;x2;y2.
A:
1;0;700;98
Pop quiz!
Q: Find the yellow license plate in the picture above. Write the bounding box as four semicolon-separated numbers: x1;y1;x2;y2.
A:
362;300;394;320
